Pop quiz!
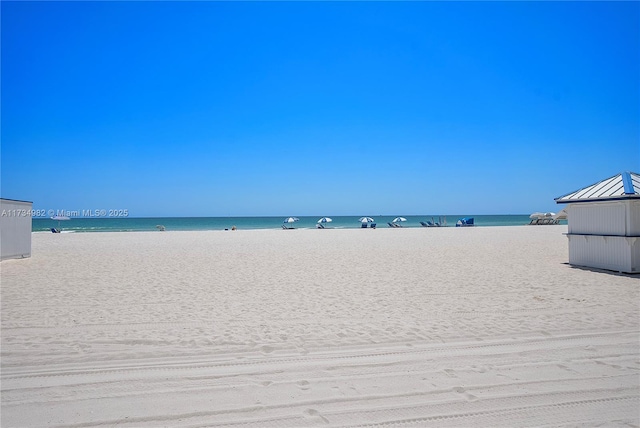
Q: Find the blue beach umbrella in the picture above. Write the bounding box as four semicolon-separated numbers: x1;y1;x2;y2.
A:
359;217;375;223
392;217;407;223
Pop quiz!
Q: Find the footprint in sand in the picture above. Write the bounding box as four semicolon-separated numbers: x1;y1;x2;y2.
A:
297;380;310;390
453;386;478;402
595;360;622;369
331;386;346;396
260;345;274;354
557;364;581;374
444;369;458;378
303;408;329;424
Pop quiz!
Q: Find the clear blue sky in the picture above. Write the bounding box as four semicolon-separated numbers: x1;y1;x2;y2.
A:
2;1;638;217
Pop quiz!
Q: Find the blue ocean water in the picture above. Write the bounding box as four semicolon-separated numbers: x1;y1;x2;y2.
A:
32;215;565;233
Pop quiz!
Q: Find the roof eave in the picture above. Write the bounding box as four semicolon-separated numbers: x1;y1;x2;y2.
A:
555;195;640;204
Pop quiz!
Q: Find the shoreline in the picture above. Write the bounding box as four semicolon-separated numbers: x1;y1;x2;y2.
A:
31;223;568;234
31;214;561;234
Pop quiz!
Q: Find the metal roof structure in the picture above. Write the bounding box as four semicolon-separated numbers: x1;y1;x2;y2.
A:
555;171;640;204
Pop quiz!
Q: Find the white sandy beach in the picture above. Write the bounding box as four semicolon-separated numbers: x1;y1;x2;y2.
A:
1;226;639;427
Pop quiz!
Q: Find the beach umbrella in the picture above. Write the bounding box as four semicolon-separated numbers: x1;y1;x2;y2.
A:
283;217;299;224
359;217;375;223
51;215;70;230
317;217;332;224
392;217;407;223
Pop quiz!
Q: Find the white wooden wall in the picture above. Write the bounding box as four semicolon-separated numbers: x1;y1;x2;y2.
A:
568;201;627;235
629;201;640;236
0;199;33;260
566;200;640;273
568;235;638;273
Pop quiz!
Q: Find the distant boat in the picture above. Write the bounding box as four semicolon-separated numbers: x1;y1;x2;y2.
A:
456;217;474;227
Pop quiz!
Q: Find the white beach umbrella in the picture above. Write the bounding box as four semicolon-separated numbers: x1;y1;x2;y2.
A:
283;217;299;224
51;215;70;230
359;217;375;223
554;208;568;220
392;217;407;223
317;217;332;224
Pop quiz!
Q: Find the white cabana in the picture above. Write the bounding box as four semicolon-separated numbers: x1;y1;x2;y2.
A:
1;198;33;260
555;171;640;274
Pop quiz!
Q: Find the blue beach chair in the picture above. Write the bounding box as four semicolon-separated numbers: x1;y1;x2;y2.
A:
456;217;474;227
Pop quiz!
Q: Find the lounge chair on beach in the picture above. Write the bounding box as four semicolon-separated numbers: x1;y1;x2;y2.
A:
50;228;60;233
388;222;402;228
456;217;474;227
316;223;325;229
361;223;368;228
528;212;563;225
370;223;376;229
282;225;294;230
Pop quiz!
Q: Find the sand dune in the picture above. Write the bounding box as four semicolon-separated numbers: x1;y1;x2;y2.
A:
2;226;638;427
